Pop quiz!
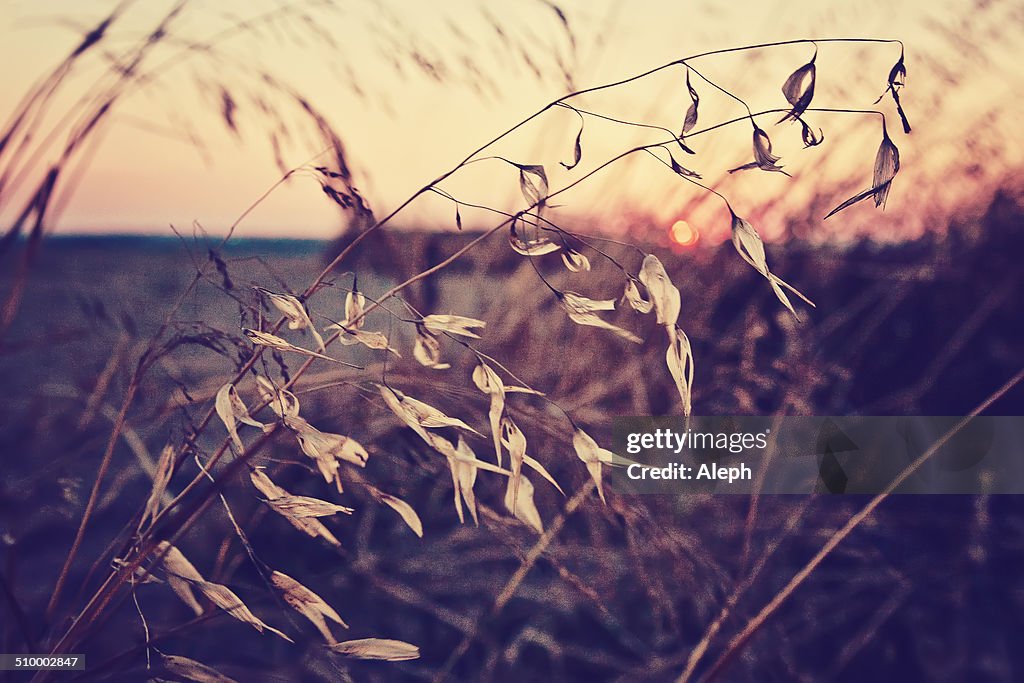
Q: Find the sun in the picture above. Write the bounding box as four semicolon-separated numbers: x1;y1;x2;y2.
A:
670;219;699;247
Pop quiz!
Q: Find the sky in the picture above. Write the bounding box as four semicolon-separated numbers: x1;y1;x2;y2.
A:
0;0;1021;243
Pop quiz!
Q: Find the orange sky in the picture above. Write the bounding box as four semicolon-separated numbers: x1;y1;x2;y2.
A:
1;0;1021;243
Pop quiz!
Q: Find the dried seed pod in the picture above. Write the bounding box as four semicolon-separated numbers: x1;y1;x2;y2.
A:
509;219;561;256
729;211;814;318
286;417;368;493
572;428;616;503
255;287;325;351
638;254;680;328
523;453;564;495
515;163;548;209
825;125;901;218
256;376;300;418
504;473;543;534
561;248;591;272
623;277;654;314
421;314;486;338
155;541;204;616
560;113;584;170
453;436;479;525
215;383;265;453
329;638;420;661
501;417;528;513
682;68;700;135
729;125;789;176
382;386;482;435
250;469;341;546
559;291;641;344
244;329;357;366
161;653;238;683
343;287;366;329
876;47;911;133
327;324;400;356
370;488;424;538
666;326;694;417
799;119;824;148
473;361;506;466
267;495;354;518
413;325;450;369
271;570;348;644
142;443;175;527
871;128;901;208
669;153;702;178
194;580;291;641
779;51;816;123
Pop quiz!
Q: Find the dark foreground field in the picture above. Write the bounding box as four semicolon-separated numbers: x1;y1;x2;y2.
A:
1;192;1023;681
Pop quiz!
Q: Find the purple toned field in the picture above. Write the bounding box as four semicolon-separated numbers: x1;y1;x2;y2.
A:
2;191;1022;679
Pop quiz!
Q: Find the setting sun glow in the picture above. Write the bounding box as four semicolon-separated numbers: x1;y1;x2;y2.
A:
670;219;699;247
